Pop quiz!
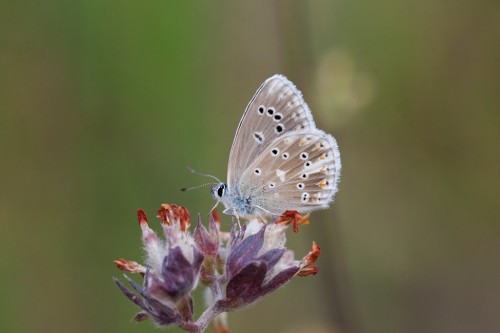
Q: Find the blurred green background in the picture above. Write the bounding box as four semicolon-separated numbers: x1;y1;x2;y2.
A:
1;1;499;333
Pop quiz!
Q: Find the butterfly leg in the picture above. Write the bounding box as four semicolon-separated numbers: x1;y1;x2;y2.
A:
235;212;242;229
252;204;280;218
225;208;242;229
209;201;220;216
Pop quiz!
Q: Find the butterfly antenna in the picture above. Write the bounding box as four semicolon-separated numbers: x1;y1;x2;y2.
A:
180;182;217;192
186;167;222;183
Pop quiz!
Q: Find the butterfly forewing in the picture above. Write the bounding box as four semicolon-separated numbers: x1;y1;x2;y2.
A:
237;130;341;215
227;75;316;188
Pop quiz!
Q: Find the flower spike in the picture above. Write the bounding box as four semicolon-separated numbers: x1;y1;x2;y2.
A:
114;203;324;331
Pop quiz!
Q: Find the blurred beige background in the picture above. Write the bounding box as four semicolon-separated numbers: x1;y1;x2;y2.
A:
1;1;499;333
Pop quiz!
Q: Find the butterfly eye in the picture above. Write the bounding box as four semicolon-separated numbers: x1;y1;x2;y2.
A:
217;185;225;197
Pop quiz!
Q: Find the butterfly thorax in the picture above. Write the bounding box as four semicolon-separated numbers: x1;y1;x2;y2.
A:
211;182;256;218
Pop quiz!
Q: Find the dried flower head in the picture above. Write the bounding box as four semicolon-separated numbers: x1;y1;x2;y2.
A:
114;204;320;332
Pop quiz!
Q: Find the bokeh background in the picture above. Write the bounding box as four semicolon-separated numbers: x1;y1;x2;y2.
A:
1;1;499;333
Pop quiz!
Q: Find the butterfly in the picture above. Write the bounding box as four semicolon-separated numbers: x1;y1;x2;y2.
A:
211;75;341;218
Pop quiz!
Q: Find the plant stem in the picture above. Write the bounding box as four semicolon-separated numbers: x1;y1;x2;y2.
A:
178;321;199;333
195;301;225;333
211;276;224;300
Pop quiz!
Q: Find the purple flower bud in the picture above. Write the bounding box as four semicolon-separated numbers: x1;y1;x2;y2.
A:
114;276;182;326
259;266;300;296
226;261;267;306
221;220;303;308
194;215;219;257
226;225;266;279
148;246;203;298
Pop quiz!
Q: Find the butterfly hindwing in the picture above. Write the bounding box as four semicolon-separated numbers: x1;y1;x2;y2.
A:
237;130;341;215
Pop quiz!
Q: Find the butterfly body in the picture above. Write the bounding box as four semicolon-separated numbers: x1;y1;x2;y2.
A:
212;75;341;218
211;183;258;217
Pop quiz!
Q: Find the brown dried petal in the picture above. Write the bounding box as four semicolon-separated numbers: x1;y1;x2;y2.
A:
113;259;146;274
157;204;191;230
297;266;319;276
274;210;310;233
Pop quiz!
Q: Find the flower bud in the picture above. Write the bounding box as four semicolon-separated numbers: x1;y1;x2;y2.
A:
114;204;203;326
194;214;219;257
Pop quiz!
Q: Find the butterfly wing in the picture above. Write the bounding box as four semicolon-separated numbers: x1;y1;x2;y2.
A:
227;75;317;188
237;130;341;215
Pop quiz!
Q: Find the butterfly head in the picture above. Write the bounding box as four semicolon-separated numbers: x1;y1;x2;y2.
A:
211;182;228;201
